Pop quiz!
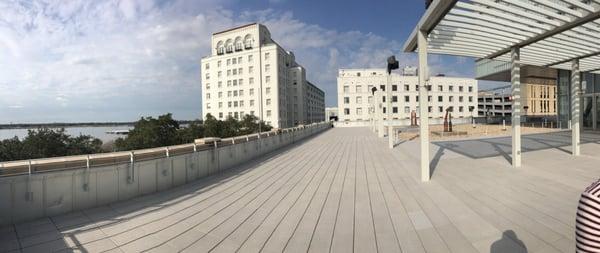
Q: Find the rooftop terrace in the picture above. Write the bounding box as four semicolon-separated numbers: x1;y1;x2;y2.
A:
2;127;599;253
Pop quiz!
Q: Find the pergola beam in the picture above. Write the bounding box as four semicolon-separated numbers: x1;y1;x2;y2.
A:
403;0;458;52
484;10;600;59
546;50;600;67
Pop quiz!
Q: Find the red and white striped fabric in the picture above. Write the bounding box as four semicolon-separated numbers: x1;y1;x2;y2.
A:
576;179;600;253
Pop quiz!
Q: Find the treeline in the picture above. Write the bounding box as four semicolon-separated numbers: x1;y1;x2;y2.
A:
113;113;272;151
0;120;197;129
0;128;103;162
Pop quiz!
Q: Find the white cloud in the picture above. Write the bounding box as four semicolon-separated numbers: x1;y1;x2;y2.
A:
0;0;472;123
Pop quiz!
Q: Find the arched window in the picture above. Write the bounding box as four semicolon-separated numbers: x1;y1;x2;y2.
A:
216;41;224;55
225;39;233;53
244;34;253;49
234;37;243;51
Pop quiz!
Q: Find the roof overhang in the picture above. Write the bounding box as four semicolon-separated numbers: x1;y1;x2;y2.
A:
403;0;600;74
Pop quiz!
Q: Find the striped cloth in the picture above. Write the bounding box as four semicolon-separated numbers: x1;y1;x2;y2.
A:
576;179;600;252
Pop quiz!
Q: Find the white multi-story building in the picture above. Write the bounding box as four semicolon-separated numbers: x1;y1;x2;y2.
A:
337;69;478;126
200;23;325;128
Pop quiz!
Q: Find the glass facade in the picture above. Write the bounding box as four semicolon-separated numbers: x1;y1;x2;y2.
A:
557;70;600;129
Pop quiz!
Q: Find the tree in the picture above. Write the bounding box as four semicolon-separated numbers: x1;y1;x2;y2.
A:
0;137;24;161
115;113;180;151
203;113;222;137
177;120;204;143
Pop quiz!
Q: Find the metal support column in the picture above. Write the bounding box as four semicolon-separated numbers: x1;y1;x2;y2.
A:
572;59;581;156
418;30;430;182
387;73;393;148
511;47;522;167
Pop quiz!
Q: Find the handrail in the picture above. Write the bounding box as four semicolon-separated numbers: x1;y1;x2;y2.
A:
0;122;331;177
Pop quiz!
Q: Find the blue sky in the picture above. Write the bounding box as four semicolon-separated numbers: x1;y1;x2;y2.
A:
0;0;497;123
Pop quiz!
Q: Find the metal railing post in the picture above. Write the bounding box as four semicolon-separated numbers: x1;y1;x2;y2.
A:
26;160;33;201
128;152;135;183
83;155;90;191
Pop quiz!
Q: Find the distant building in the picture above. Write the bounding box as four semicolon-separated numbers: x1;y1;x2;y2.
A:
337;68;478;126
200;23;325;128
402;66;417;76
325;107;338;121
478;82;557;118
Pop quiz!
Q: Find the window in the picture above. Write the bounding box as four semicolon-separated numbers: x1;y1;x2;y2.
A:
232;58;237;64
392;96;398;102
392;85;398;91
266;110;272;117
405;96;410;102
343;86;350;93
344;97;350;104
266;99;271;105
356;85;362;93
265;52;270;60
218;102;222;108
357;108;363;115
459;106;464;112
468;86;473;92
428;106;432;113
459;96;464;102
250;100;255;106
392;107;398;113
428;95;432;102
449;96;454;102
438;96;443;102
227;80;231;87
217;71;222;78
404;85;409;91
404;106;410;113
239;90;244;96
239;79;243;86
266;76;271;83
205;63;209;70
228;101;232;108
459;86;464;92
206;93;210;99
206;103;211;109
449;86;454;92
205;73;210;80
238;57;242;64
368;96;373;103
266;87;271;94
233;80;237;86
380;85;385;91
249;77;254;84
248;55;253;62
249;89;254;95
232;69;237;75
218;81;222;88
217;61;221;67
356;96;362;103
234;101;238;107
249;66;254;73
227;70;231;76
265;64;270;72
219;112;223;118
228;91;232;97
206;83;210;90
238;68;242;75
439;106;443;112
438;85;443;91
218;92;222;98
469;96;473;102
344;108;350;115
227;59;231;65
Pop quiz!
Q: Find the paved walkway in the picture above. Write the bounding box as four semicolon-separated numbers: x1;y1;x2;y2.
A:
2;128;599;253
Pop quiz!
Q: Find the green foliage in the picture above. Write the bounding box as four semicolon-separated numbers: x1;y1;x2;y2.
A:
177;120;204;143
0;128;103;161
114;113;180;151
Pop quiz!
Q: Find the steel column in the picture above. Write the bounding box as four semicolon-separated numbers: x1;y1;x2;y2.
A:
511;47;522;168
418;30;430;182
387;73;393;148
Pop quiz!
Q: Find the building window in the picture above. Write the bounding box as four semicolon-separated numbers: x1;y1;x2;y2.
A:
392;96;398;102
344;108;350;115
468;86;473;92
205;73;210;80
356;96;362;103
206;93;210;99
459;96;464;102
249;66;254;74
438;96;443;102
219;112;223;118
391;85;397;91
405;96;410;102
250;100;255;106
227;59;231;65
217;61;221;67
404;106;410;113
357;108;363;115
344;97;350;104
380;85;385;91
368;96;373;103
218;102;222;108
265;52;270;60
239;90;244;96
266;76;271;83
266;110;272;117
265;64;270;72
449;86;454;92
459;106;464;112
343;86;350;93
238;68;243;75
404;85;409;91
233;80;237;86
428;106;432;113
449;96;454;102
459;86;463;92
439;106;443;112
249;78;254;85
205;63;209;70
266;87;271;94
249;89;254;95
228;101;232;108
232;58;237;64
266;99;271;105
356;85;362;93
218;92;222;98
248;55;253;63
228;91;232;97
438;85;443;91
206;103;211;109
227;80;231;87
469;96;473;102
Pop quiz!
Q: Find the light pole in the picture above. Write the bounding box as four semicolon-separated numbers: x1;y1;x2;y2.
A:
371;86;378;132
386;56;399;148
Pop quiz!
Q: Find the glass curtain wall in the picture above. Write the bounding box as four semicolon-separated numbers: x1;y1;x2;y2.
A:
557;70;600;129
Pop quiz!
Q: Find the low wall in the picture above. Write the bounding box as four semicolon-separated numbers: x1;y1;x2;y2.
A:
0;122;332;225
334;117;474;128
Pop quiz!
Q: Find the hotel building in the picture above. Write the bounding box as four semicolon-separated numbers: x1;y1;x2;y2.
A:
200;23;325;128
337;69;478;126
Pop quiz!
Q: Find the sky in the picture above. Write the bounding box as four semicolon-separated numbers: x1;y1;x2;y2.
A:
0;0;504;124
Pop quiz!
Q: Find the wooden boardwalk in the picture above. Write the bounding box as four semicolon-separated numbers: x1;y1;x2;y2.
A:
2;127;600;253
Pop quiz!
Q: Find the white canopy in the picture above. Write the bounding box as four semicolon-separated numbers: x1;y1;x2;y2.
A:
404;0;600;73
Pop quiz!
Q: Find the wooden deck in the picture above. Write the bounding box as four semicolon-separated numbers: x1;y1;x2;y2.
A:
2;127;600;253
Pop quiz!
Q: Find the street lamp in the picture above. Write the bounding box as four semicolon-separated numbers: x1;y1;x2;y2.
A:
371;86;378;132
386;56;399;149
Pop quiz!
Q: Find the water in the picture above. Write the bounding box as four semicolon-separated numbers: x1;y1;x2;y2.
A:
0;126;133;143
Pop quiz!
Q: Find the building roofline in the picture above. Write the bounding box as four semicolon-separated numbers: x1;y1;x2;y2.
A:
213;23;258;35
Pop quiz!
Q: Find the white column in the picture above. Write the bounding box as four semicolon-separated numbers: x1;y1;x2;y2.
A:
418;30;430;182
377;90;385;137
593;96;598;130
572;59;581;156
387;73;394;148
511;47;522;168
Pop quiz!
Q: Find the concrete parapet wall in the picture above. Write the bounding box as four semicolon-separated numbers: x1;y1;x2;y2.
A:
0;122;331;225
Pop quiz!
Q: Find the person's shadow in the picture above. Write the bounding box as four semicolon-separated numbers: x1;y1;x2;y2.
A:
490;230;528;253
